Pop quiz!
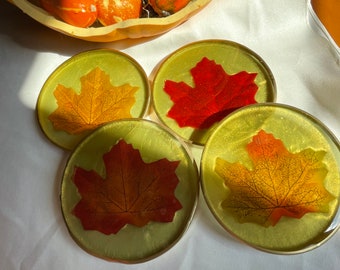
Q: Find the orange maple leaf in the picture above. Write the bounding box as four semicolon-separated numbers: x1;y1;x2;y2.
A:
214;130;335;227
48;67;138;135
72;140;182;235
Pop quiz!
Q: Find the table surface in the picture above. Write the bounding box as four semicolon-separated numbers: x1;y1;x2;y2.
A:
1;1;340;269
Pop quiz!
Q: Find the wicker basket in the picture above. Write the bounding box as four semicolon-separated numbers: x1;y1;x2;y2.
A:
11;0;211;42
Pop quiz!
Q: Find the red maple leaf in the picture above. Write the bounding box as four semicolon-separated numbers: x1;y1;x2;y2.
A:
72;140;182;235
164;57;258;129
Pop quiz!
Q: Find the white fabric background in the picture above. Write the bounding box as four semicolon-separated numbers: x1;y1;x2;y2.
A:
1;0;340;269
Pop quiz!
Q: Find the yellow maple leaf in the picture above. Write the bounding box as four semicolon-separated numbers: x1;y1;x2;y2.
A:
215;130;335;227
48;67;138;135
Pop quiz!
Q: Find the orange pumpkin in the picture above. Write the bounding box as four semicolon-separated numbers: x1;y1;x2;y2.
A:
149;0;191;16
97;0;142;26
40;0;98;28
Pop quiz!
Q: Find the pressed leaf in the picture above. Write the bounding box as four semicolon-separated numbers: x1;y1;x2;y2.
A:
48;67;138;135
214;130;335;227
164;57;258;129
72;140;182;235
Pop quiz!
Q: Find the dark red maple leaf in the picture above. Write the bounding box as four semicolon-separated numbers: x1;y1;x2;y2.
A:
164;57;258;129
72;140;182;235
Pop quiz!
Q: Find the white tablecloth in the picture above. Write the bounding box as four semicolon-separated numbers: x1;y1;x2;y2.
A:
1;1;340;269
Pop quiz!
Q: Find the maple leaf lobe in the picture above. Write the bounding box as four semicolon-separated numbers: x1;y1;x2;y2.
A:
215;130;334;227
72;140;182;235
164;57;258;129
48;67;138;135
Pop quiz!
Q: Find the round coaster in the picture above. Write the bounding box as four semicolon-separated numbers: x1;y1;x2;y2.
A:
151;39;276;145
201;103;340;253
61;119;199;263
37;49;150;150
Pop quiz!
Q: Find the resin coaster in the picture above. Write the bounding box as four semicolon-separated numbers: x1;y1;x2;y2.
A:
37;49;150;150
61;119;199;262
151;39;276;145
201;103;340;253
